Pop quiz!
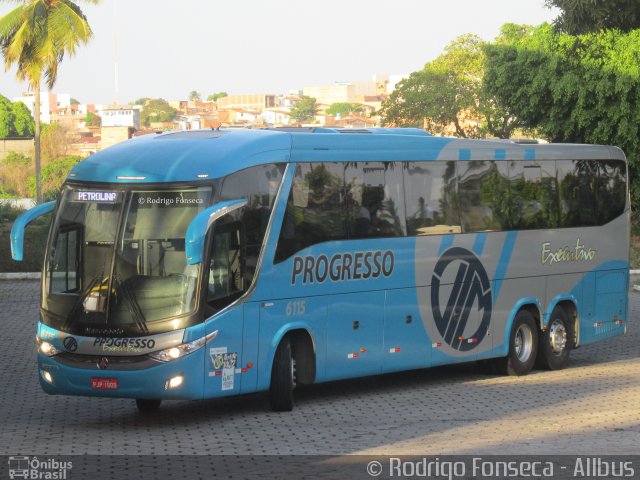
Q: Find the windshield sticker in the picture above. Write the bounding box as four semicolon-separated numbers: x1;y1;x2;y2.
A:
73;191;119;203
209;347;237;390
541;239;597;265
291;250;395;285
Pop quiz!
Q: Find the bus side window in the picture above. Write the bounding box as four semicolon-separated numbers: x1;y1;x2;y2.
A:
219;163;285;284
404;161;460;236
508;161;559;230
458;160;510;233
594;160;627;224
557;160;597;227
344;162;405;239
274;163;348;263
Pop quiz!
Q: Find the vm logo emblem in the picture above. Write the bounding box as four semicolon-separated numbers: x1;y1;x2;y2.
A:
431;247;492;351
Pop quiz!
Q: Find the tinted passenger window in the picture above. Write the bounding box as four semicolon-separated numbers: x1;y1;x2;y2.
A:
275;163;347;262
508;161;558;229
557;160;597;227
344;162;405;238
210;164;284;297
594;160;626;224
458;161;510;232
404;161;460;235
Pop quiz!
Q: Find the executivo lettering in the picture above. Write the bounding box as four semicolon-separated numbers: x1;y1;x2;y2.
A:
541;238;597;266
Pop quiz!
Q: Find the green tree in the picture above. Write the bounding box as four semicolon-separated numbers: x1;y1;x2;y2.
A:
0;94;14;138
290;96;318;124
27;155;81;200
207;92;228;101
84;111;100;127
484;23;640;209
140;98;177;127
132;97;151;106
70;97;80;105
379;35;521;138
188;90;201;101
545;0;640;34
0;0;99;203
326;103;362;116
11;100;34;137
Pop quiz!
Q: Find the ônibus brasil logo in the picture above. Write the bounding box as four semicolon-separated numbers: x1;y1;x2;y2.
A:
430;247;492;351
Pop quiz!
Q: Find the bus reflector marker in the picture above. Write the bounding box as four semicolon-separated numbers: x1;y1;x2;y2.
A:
432;342;442;348
360;348;367;353
467;338;479;344
389;347;401;353
347;353;359;359
594;322;602;328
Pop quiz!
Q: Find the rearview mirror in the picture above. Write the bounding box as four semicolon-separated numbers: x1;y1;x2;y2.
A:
10;201;56;261
184;198;247;265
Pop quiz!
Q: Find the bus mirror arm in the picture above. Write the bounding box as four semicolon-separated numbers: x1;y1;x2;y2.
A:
185;198;248;265
10;201;56;262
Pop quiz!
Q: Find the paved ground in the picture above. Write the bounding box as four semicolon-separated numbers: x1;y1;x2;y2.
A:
0;280;638;457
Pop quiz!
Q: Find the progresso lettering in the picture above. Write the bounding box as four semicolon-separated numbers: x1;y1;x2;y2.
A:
291;250;394;285
93;337;156;352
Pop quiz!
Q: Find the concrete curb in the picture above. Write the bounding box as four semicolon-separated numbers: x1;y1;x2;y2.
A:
0;272;41;280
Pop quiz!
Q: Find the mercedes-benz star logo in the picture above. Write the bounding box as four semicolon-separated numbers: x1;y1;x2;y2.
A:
97;357;109;370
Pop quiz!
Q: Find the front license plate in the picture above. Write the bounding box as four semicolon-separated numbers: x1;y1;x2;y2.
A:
91;377;119;390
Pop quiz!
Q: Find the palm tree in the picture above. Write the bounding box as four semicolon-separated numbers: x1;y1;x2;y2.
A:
0;0;99;203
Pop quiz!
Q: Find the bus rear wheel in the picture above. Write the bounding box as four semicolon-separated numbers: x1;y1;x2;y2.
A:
136;399;161;412
536;306;572;370
269;337;295;412
497;310;538;376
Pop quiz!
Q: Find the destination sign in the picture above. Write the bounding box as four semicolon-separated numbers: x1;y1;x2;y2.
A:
73;191;119;203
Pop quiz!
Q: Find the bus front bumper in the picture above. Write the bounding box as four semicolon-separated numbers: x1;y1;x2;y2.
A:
37;349;205;400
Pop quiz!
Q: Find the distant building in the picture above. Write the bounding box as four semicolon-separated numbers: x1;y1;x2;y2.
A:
216;94;277;111
101;126;134;150
100;105;141;130
302;81;378;106
13;91;71;124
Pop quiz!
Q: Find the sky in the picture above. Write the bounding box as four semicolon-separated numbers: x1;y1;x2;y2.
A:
0;0;559;105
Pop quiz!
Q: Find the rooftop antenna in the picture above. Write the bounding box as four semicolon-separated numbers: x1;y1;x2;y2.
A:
113;0;119;105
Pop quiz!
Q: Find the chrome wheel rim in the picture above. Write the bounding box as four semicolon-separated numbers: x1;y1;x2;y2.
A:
514;324;533;362
549;319;567;355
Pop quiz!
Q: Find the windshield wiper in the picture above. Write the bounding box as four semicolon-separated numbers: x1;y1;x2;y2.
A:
113;276;149;335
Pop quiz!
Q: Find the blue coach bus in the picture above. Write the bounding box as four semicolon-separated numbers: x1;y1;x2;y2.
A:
11;128;629;412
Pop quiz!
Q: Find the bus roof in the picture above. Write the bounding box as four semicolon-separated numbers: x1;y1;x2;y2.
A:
68;128;626;184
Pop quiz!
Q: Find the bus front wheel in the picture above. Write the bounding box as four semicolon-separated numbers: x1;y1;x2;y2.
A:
536;306;572;370
269;337;295;412
497;310;538;376
136;399;161;412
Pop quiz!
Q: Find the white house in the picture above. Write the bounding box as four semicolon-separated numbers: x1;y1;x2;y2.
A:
100;105;141;130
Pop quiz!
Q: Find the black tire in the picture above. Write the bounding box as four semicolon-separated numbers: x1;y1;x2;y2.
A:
136;399;161;412
269;337;295;412
536;306;572;370
495;310;538;376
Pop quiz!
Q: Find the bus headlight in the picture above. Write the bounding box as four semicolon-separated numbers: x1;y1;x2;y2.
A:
148;337;206;362
37;338;61;357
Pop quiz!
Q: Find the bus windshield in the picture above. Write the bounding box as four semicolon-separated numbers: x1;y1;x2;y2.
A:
42;186;213;336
